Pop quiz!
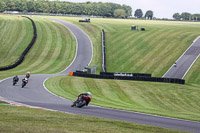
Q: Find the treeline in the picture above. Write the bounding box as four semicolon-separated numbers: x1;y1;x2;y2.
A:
0;0;132;18
173;12;200;21
134;9;154;20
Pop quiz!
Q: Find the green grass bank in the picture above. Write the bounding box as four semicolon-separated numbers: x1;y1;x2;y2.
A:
0;15;33;67
54;17;200;79
45;17;200;122
1;15;200;132
0;16;76;80
46;75;200;122
0;105;185;133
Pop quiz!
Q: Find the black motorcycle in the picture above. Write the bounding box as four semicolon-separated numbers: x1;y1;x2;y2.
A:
13;76;19;86
13;80;18;86
71;96;87;108
21;79;28;88
22;81;26;88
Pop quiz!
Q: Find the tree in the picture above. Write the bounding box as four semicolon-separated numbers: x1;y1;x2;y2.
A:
6;0;16;11
173;13;181;20
0;0;132;18
71;4;82;15
0;1;6;12
109;3;121;17
42;1;49;13
114;9;126;18
192;14;200;21
27;0;35;12
34;1;43;13
181;12;192;20
134;9;143;18
122;4;132;18
145;10;153;20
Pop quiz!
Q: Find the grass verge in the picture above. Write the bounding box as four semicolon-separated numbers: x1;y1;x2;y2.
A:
46;75;200;122
0;105;185;133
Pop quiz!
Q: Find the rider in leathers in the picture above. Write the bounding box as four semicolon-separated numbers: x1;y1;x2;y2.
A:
71;92;92;107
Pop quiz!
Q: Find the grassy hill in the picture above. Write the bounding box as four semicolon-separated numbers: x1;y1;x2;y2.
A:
0;16;76;79
0;16;199;132
56;17;200;78
0;16;33;67
45;17;200;122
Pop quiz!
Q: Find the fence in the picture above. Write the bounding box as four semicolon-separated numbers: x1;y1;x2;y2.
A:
0;16;37;71
73;71;185;84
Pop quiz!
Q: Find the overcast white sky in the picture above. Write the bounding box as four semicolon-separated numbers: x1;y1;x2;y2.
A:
60;0;200;18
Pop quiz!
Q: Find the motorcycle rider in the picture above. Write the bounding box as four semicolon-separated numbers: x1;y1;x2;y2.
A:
174;62;177;67
13;75;19;85
22;77;28;85
71;92;92;107
26;72;30;78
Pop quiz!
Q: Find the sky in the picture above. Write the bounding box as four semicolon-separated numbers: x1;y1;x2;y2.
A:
60;0;200;18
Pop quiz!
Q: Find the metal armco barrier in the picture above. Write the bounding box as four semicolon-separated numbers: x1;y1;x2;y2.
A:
73;71;185;84
0;16;37;71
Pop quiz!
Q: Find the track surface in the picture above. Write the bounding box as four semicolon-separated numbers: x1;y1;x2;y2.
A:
163;36;200;79
0;19;200;133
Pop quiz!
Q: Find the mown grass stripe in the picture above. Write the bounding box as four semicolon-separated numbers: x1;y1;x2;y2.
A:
1;20;22;65
115;29;164;71
31;20;58;73
138;30;184;74
4;19;26;63
0;17;33;67
17;19;51;73
132;29;176;72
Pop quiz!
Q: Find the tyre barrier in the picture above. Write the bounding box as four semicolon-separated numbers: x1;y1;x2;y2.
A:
0;16;37;71
79;18;90;22
72;71;185;84
102;29;106;72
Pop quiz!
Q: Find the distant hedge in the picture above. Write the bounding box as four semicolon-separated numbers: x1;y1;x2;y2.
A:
0;16;37;71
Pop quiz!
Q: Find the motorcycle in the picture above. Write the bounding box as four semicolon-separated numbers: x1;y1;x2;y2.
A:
13;80;18;86
22;81;27;88
13;76;19;86
71;96;87;108
21;78;28;88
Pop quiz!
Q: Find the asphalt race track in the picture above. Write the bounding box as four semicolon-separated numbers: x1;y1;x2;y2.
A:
163;36;200;79
0;19;200;133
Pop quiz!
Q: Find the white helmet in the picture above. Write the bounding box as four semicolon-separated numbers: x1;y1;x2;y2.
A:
87;92;91;95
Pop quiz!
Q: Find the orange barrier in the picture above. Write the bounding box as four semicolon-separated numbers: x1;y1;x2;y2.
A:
69;72;73;76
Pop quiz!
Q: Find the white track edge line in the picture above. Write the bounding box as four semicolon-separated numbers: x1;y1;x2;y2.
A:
182;53;200;79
